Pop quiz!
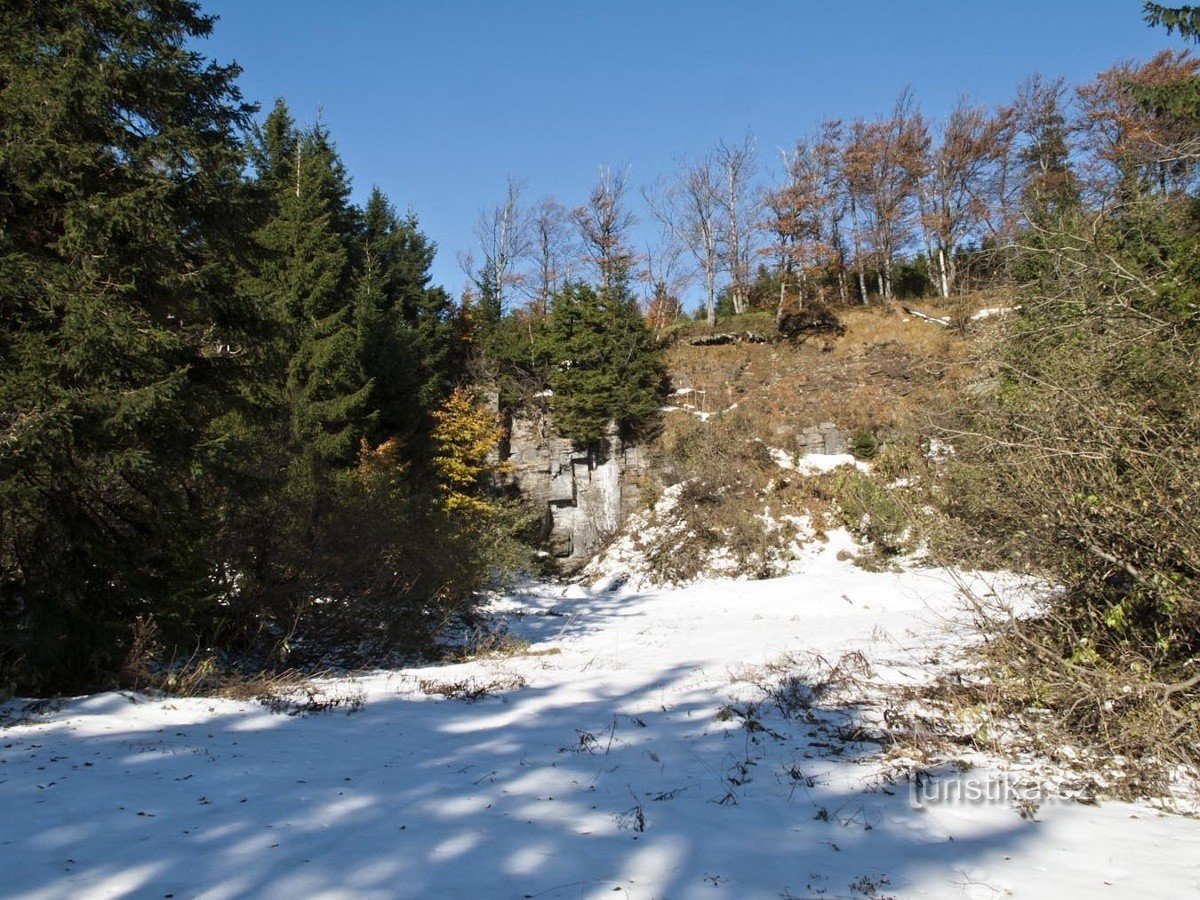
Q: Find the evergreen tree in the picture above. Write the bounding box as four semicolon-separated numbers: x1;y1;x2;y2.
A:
1144;2;1200;41
1138;4;1200;118
248;98;299;202
251;124;372;478
356;188;455;446
356;188;407;440
0;0;256;689
474;260;504;331
546;283;664;445
392;215;457;425
400;218;455;404
1017;85;1080;222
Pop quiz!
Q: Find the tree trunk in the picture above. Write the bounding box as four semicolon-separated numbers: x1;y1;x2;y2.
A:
849;196;869;304
775;272;787;329
882;248;894;302
916;185;942;297
705;263;716;328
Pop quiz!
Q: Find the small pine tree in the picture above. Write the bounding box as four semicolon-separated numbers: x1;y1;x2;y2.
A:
356;189;456;447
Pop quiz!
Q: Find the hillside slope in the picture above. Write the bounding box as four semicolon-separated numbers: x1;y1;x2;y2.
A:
586;302;999;587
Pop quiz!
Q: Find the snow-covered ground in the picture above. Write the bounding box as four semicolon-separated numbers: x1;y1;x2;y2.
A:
2;544;1198;898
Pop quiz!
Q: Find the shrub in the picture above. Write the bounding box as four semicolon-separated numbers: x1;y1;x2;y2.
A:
849;428;880;460
430;388;508;513
945;195;1200;778
776;301;845;340
824;469;912;558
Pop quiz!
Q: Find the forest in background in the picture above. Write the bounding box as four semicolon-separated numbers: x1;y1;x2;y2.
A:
1;0;1197;783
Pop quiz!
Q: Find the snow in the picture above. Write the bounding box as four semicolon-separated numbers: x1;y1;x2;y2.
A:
926;438;955;462
3;550;1198;898
970;306;1020;321
795;452;871;475
766;446;796;470
756;443;870;475
660;390;738;423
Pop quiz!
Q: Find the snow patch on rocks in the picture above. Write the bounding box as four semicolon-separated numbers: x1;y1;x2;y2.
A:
795;452;870;475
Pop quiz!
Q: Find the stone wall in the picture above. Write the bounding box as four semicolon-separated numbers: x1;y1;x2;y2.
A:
497;410;653;572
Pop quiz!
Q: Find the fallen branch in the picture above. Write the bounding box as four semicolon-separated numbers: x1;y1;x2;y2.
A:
900;305;951;327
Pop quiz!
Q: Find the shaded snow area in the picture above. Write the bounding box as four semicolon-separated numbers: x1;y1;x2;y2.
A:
3;550;1199;898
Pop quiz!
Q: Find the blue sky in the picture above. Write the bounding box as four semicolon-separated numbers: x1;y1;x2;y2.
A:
199;1;1187;298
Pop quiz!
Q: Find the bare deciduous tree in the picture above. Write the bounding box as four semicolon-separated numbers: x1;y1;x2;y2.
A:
975;101;1020;250
715;134;759;315
762;121;847;318
640;240;687;333
523;195;576;315
763;140;822;318
843;89;925;302
471;175;531;312
918;98;1008;297
573;165;637;291
1076;51;1200;202
645;152;722;327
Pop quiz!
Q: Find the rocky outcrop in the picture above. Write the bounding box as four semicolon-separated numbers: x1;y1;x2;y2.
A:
497;411;654;572
688;331;770;346
492;396;848;572
798;421;849;456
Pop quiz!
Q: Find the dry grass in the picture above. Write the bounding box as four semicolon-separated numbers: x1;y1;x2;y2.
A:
660;296;1005;444
729;650;875;723
914;612;1200;802
634;410;841;582
621;295;1032;585
417;672;528;702
260;683;366;716
117;615;367;714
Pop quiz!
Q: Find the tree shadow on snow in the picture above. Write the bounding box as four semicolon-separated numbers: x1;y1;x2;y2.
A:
1;588;1049;899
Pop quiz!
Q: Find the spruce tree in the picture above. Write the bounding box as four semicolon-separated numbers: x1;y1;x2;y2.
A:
248;99;299;203
356;188;407;439
393;213;456;417
1020;103;1079;222
0;0;256;689
1144;3;1200;40
356;189;453;445
1139;4;1200;118
251;123;372;478
546;282;664;445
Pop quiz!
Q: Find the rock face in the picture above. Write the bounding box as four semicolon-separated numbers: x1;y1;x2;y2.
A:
799;421;849;456
493;397;848;572
498;410;653;572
